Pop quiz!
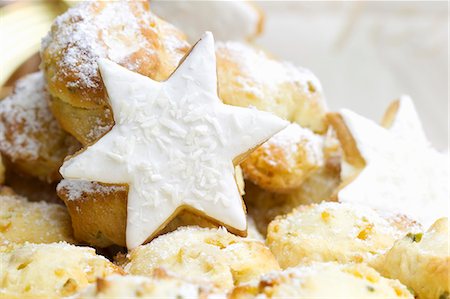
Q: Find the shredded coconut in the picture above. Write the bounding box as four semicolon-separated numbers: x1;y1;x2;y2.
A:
57;179;127;201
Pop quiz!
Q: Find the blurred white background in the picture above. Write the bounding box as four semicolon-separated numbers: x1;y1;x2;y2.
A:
256;1;448;150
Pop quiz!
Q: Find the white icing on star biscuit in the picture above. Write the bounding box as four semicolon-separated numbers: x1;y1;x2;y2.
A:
329;97;448;228
60;32;288;249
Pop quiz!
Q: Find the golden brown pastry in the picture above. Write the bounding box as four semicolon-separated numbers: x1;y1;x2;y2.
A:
0;193;74;245
241;123;325;193
120;227;280;291
0;72;79;182
216;41;328;133
372;218;449;299
41;1;190;145
231;262;413;299
0;242;123;298
266;202;421;268
0;155;4;185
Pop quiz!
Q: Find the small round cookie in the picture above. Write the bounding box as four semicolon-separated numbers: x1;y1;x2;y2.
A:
231;262;413;298
244;158;341;235
41;1;190;145
0;194;74;245
216;41;328;134
372;218;449;299
0;72;80;182
57;166;246;248
74;271;219;299
241;123;324;193
266;202;421;268
120;227;280;291
151;0;264;43
0;242;123;298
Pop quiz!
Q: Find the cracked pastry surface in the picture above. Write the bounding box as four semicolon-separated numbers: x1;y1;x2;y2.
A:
230;262;413;298
266;202;421;268
241;123;324;193
0;194;74;245
41;1;190;145
0;72;79;182
120;227;280;291
0;242;123;298
371;217;449;299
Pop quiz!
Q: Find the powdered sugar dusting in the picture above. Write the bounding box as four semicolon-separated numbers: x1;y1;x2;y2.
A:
41;1;188;92
263;123;324;167
216;41;323;98
0;72;57;161
57;179;127;201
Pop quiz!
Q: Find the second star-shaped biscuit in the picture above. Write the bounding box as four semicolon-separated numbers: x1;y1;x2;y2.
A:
328;96;448;228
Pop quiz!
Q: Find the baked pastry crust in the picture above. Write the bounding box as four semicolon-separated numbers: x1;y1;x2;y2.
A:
372;217;449;299
216;41;328;134
120;227;280;291
241;124;324;193
0;72;79;182
41;1;190;145
231;262;413;298
266;202;421;268
0;242;123;298
0;193;74;245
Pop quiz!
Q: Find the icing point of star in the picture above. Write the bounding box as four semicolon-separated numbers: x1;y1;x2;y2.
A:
60;32;289;249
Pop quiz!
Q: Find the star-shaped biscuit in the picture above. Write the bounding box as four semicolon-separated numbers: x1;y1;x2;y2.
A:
60;32;288;249
328;96;448;227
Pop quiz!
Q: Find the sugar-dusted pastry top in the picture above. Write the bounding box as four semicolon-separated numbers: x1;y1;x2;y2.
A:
372;217;449;299
267;202;421;268
74;271;221;299
0;242;123;298
120;227;280;291
41;0;190;144
231;262;413;299
242;123;324;193
151;0;263;43
0;194;74;245
0;72;79;182
216;41;328;133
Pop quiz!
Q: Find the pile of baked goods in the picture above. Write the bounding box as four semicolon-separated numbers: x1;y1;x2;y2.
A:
0;1;448;298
